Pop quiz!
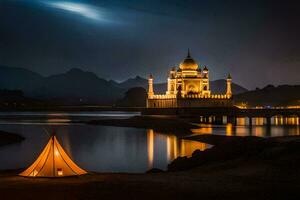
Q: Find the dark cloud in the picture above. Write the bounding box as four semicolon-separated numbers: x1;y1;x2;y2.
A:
0;0;299;89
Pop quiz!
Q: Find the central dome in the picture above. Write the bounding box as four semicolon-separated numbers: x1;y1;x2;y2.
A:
179;50;199;70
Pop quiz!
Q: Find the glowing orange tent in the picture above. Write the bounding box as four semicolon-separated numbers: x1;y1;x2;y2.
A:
19;135;87;177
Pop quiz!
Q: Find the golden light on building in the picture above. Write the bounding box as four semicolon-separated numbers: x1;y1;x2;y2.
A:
280;117;284;125
147;50;233;108
254;117;264;125
274;116;279;125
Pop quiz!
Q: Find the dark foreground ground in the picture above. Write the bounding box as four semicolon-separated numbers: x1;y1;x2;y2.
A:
0;134;299;200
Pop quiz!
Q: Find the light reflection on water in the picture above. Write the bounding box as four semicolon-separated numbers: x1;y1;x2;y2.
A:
0;113;299;173
0;125;207;173
192;116;300;137
0;111;140;117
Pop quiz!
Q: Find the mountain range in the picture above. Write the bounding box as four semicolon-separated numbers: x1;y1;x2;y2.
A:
234;85;300;107
0;66;248;105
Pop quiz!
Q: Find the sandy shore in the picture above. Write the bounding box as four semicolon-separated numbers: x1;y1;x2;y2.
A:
0;135;299;200
0;159;299;200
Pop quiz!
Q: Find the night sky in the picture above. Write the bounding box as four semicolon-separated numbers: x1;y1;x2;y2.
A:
0;0;299;89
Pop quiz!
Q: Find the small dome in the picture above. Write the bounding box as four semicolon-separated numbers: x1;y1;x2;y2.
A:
179;50;199;71
203;65;208;71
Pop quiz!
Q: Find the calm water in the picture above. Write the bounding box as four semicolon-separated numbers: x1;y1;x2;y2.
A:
192;116;300;137
0;112;299;173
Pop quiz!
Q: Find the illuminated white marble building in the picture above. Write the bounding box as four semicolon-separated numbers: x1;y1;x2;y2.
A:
147;50;233;108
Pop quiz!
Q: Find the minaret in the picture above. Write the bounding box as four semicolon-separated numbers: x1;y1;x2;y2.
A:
148;74;154;98
167;67;176;95
202;66;210;96
226;73;232;98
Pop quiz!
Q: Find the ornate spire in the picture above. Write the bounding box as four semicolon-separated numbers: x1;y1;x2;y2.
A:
148;74;154;97
187;48;191;58
226;73;232;98
227;73;232;79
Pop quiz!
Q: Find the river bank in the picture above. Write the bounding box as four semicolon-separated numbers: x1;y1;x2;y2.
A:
87;115;198;135
0;135;299;200
169;134;300;171
0;113;299;200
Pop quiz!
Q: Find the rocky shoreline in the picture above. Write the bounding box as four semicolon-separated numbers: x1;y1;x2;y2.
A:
168;134;300;171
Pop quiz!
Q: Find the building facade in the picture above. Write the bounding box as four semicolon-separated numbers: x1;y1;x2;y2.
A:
147;50;233;108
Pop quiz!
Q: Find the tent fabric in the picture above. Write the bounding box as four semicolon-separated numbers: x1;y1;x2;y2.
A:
19;136;87;177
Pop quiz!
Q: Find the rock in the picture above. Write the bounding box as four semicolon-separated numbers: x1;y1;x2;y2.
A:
192;149;202;157
168;135;300;172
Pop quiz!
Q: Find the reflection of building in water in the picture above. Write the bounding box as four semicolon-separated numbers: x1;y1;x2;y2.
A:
252;127;265;137
236;117;246;126
254;117;265;125
147;129;209;168
273;116;299;126
147;129;154;169
287;126;300;136
178;140;207;158
147;50;233;108
167;136;178;161
191;124;213;135
226;123;233;136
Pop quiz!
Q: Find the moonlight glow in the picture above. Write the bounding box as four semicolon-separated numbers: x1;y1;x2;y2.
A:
44;1;103;21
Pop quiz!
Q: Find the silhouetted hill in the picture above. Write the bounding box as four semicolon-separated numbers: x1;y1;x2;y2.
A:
0;66;44;95
116;87;147;107
0;66;248;106
0;66;124;105
113;76;166;93
117;76;147;89
210;79;248;95
234;85;300;106
34;68;123;104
